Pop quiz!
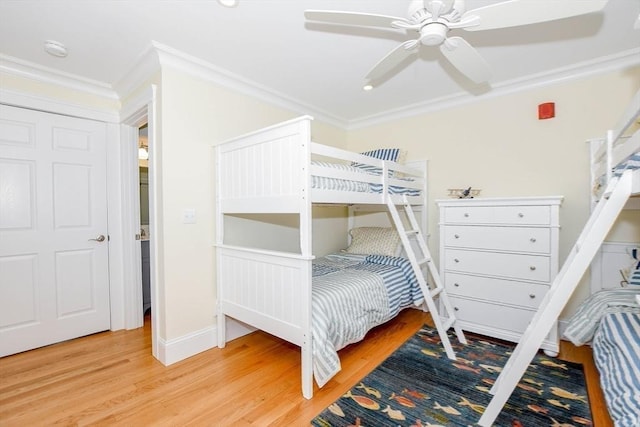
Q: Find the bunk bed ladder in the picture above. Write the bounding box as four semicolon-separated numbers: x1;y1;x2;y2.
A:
478;170;634;427
387;197;467;360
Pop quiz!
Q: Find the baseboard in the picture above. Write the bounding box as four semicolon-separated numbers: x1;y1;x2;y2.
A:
157;318;256;366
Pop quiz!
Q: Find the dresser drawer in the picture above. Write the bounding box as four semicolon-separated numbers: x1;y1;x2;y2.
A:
445;273;547;309
449;296;534;334
443;225;550;254
443;205;550;225
444;249;550;282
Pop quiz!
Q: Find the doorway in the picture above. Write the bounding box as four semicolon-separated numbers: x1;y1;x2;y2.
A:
138;124;151;320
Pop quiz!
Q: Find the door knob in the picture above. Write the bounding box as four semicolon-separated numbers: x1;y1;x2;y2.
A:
89;235;106;242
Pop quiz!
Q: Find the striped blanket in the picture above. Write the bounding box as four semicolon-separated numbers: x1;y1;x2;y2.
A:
312;253;423;387
311;161;421;196
593;311;640;427
563;288;640;346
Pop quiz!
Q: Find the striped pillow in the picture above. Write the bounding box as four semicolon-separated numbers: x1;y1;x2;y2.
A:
352;148;405;174
344;227;400;257
630;265;640;286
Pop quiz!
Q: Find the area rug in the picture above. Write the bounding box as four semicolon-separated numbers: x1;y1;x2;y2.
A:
312;325;591;426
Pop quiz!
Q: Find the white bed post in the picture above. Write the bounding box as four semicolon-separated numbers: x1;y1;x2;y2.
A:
214;146;227;348
299;118;314;399
478;171;633;426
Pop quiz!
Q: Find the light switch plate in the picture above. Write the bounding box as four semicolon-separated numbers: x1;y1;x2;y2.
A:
182;208;196;224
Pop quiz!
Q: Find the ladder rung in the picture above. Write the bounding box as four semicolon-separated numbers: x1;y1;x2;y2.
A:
430;287;443;298
417;258;430;265
406;229;420;235
441;317;456;330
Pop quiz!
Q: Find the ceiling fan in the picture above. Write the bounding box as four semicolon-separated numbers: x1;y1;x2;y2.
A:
305;0;609;87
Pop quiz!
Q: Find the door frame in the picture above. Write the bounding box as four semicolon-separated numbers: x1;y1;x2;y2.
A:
120;85;159;359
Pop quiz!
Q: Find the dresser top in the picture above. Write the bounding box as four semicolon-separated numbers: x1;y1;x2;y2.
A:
436;196;564;207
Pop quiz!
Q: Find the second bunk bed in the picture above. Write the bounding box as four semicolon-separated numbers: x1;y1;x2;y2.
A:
479;89;640;426
215;116;463;399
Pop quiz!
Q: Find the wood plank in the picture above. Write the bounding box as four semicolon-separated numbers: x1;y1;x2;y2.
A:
0;310;613;426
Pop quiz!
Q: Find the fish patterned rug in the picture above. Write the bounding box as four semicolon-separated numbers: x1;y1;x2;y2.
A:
312;325;591;426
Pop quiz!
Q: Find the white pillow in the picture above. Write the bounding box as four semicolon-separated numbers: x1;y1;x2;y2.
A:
344;227;400;256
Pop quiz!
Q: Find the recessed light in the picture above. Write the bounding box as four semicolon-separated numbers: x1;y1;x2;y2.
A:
218;0;238;7
44;40;67;58
363;84;374;91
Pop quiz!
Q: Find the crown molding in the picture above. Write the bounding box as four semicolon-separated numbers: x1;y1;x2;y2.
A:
149;41;348;129
113;44;161;101
0;53;118;101
348;48;640;130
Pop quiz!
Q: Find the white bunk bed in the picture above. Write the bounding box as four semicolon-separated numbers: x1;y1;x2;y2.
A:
479;89;640;426
215;116;465;399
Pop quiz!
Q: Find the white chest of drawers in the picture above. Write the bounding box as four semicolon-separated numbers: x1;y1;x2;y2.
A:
437;196;563;355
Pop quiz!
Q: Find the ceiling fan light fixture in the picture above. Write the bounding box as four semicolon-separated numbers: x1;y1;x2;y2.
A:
420;23;448;46
363;84;374;91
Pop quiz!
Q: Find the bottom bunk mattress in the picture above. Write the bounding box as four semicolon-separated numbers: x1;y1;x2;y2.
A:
311;253;424;387
592;311;640;427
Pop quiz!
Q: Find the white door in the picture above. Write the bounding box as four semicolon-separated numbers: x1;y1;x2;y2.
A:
0;105;110;357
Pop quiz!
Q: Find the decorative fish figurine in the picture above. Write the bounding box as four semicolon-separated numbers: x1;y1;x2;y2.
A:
540;360;568;370
382;405;406;421
348;417;363;427
549;417;575;427
550;386;588;403
523;378;544;387
571;415;593;425
458;396;485;414
453;363;481;374
480;364;502;373
482;378;495;385
434;401;461;416
527;404;549;414
389;392;416;408
356;382;381;398
547;399;570;410
516;383;543;395
403;388;429;400
511;420;524;427
421;348;441;358
343;391;380;410
475;386;491;393
328;403;345;417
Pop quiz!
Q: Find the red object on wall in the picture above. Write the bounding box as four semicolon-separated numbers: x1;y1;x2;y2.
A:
538;102;555;120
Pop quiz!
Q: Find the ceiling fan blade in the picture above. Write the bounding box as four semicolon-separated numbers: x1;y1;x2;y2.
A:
365;40;419;81
461;0;609;32
439;36;491;84
304;10;409;29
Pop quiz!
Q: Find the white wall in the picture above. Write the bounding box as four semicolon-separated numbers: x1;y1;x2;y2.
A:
346;66;640;316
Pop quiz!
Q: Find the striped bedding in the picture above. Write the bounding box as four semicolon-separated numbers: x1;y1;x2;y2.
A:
312;253;423;387
564;289;640;426
592;311;640;427
563;288;640;346
311;160;421;196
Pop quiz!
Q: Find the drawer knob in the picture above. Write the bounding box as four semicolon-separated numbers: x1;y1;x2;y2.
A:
454;234;460;239
530;237;537;243
464;213;469;218
529;294;536;299
529;266;536;271
454;307;459;311
454;258;460;263
518;213;524;218
454;283;460;287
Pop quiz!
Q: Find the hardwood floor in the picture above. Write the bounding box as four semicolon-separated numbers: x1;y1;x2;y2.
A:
0;309;613;426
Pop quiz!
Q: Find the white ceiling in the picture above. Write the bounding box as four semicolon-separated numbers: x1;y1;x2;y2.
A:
1;0;639;127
